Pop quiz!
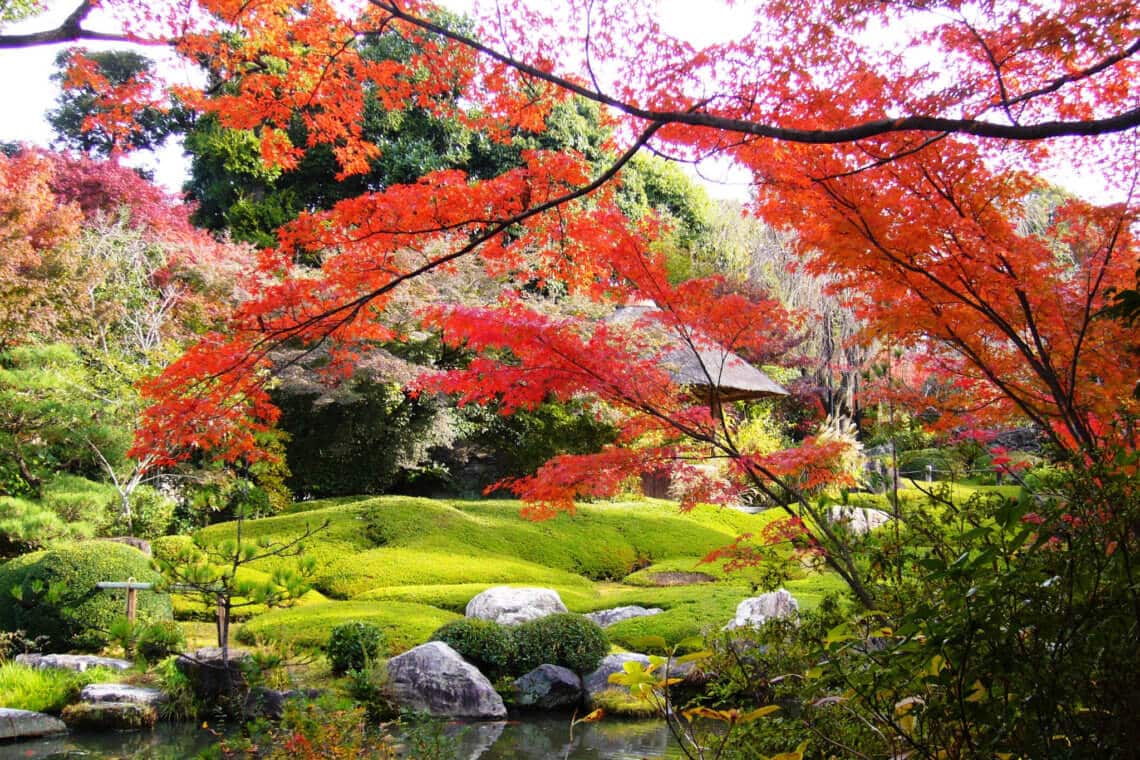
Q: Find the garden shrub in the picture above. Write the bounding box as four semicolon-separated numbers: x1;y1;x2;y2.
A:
0;541;171;651
896;447;954;480
102;485;176;540
40;475;114;529
512;613;609;674
137;620;186;663
327;621;387;675
430;618;516;679
150;534;193;565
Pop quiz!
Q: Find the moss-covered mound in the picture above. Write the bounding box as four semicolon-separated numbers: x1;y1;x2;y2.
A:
0;541;171;651
187;496;853;653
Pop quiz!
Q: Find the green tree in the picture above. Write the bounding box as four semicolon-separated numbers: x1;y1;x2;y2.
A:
48;49;189;157
0;344;125;498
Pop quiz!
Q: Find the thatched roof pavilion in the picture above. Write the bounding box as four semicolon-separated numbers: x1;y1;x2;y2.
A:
608;301;788;417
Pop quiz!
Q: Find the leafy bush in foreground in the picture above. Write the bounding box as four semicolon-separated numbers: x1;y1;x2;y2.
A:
327;621;387;675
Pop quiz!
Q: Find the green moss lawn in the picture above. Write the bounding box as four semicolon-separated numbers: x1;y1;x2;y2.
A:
186;495;880;654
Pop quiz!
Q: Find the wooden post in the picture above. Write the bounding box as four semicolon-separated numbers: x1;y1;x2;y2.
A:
96;578;154;624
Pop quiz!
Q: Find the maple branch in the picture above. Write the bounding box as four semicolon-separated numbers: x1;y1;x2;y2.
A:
816;179;1089;449
372;0;1140;142
233;121;666;371
0;0;166;48
1003;36;1140;113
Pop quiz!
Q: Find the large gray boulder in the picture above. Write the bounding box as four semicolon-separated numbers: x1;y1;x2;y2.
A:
15;653;133;672
386;642;507;719
80;683;166;707
465;586;567;625
513;664;584;711
175;647;252;709
828;506;892;535
584;605;663;628
0;708;67;740
724;588;799;630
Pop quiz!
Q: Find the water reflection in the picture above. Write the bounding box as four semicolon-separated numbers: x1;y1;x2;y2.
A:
2;723;217;759
2;717;684;760
453;716;684;760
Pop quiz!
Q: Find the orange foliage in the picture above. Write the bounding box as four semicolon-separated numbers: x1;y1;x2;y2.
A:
23;0;1135;483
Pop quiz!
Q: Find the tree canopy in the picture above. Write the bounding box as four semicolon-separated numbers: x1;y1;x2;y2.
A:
1;0;1137;600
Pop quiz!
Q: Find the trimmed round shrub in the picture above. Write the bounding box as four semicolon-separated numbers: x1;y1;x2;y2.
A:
430;618;516;679
150;534;194;565
327;621;386;675
0;541;171;651
512;613;608;674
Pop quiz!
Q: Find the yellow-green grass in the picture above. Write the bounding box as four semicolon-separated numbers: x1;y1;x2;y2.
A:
195;496;787;594
237;600;461;653
844;482;1022;511
199;495;858;655
317;547;594;599
0;663;124;713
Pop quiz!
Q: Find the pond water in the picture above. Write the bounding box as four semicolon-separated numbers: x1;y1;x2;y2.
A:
3;716;687;760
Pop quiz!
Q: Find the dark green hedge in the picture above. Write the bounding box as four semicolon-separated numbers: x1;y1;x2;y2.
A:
431;613;608;677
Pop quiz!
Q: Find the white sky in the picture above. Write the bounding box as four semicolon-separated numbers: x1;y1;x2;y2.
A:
0;1;1114;203
0;0;758;195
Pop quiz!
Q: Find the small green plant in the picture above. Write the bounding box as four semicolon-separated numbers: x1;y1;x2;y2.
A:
512;613;609;674
345;663;398;722
136;619;186;664
398;713;461;760
429;618;516;679
152;655;197;721
108;615;141;659
327;621;386;676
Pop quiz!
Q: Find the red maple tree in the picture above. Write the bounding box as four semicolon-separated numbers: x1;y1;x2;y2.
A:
5;0;1137;606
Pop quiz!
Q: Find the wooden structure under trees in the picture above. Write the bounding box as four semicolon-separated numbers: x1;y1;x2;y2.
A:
609;302;788;497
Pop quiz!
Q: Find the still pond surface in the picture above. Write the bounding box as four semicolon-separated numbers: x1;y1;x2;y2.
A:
3;716;687;759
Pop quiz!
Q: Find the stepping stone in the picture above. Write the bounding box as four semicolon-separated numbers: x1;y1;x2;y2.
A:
585;605;663;627
61;701;157;731
15;653;133;672
80;683;166;707
0;708;67;740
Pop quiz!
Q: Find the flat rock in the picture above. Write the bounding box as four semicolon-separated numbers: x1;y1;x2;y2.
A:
387;642;507;719
584;605;664;628
724;588;799;630
465;586;567;626
14;653;133;672
80;683;166;706
0;708;68;740
828;506;892;535
61;701;157;731
513;665;584;711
